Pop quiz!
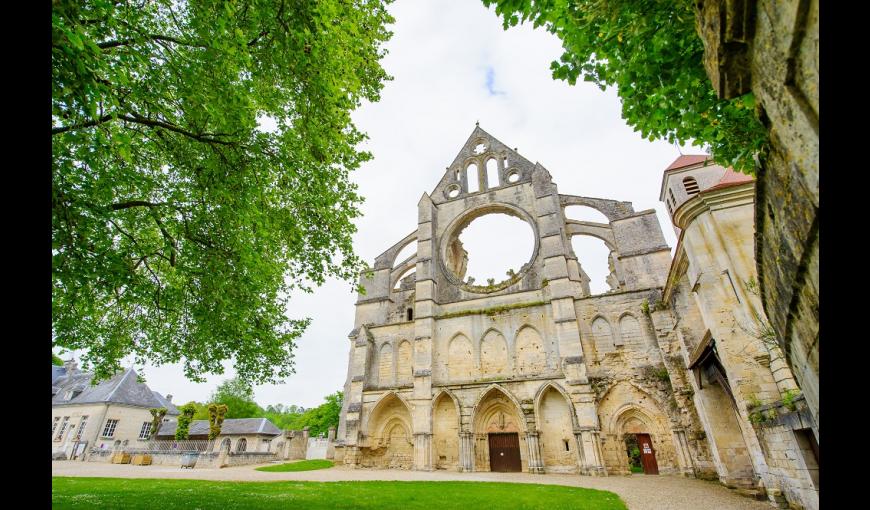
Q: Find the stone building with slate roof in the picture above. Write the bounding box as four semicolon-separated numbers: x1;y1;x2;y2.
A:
51;359;180;461
154;417;283;454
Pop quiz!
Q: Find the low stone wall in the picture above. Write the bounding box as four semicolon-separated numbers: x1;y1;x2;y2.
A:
86;449;113;462
86;449;275;468
223;452;276;467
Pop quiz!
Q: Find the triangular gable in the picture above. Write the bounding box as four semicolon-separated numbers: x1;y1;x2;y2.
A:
431;125;536;204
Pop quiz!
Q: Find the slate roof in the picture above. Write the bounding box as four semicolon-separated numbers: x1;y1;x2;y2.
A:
155;418;282;438
51;366;180;415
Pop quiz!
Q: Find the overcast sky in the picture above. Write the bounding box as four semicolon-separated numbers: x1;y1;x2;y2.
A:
85;0;699;409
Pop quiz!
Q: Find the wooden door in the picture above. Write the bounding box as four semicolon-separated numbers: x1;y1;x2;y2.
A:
488;433;522;472
636;434;659;475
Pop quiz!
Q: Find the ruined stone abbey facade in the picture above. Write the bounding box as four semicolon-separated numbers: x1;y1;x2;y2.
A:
335;126;818;510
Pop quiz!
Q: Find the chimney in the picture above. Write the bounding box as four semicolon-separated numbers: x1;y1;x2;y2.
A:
165;394;173;402
63;358;78;375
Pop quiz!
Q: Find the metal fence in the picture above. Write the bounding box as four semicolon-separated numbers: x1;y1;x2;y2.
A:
124;439;216;453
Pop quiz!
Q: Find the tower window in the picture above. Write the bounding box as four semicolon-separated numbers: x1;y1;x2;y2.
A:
407;308;413;321
683;177;700;196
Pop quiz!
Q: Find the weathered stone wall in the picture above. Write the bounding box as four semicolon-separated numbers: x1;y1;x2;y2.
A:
663;178;818;509
282;428;308;460
337;126;713;480
694;0;819;433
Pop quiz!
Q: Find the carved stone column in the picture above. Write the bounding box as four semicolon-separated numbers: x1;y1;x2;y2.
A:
672;428;696;477
573;431;586;473
579;429;607;476
525;431;545;474
413;433;433;471
459;432;475;472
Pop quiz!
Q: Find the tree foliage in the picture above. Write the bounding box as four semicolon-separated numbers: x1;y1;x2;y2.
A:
209;377;263;419
52;352;65;366
51;0;394;385
175;403;197;440
182;400;211;421
149;407;167;439
264;391;342;436
483;0;767;173
207;403;228;440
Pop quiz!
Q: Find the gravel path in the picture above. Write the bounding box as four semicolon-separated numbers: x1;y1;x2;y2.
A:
52;460;774;510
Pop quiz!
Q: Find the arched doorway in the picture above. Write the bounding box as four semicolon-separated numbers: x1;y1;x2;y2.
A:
597;382;681;475
472;386;527;472
361;393;414;469
536;384;579;473
432;391;460;470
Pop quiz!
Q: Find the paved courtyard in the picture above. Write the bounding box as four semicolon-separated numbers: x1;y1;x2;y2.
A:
52;460;774;510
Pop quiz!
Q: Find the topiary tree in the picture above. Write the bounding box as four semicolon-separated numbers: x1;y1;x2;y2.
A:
175;403;196;440
208;403;229;440
149;407;167;439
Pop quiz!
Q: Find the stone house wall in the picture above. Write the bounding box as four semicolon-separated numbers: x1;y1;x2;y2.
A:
52;403;159;460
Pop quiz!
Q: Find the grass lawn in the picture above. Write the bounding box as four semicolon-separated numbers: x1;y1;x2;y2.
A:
255;459;334;472
52;477;627;509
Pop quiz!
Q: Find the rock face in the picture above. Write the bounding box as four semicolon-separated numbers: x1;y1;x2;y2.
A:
337;126;715;479
694;0;819;437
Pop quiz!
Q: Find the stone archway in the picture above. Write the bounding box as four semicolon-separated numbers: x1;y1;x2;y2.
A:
535;383;579;473
360;393;414;469
432;391;460;470
597;382;681;475
471;386;528;472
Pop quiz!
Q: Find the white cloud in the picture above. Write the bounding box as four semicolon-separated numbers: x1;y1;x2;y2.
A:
75;0;696;409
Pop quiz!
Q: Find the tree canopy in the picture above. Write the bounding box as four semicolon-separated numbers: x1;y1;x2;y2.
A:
483;0;767;173
264;391;342;436
209;377;264;419
51;0;393;385
52;352;65;366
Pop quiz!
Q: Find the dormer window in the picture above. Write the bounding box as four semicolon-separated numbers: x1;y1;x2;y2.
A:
683;177;700;196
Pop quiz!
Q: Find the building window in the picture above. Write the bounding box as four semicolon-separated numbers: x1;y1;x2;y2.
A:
55;417;70;441
407;308;413;321
139;421;153;440
52;417;60;437
102;419;119;438
236;438;247;453
683;177;700;196
262;439;271;452
75;416;89;441
668;188;677;207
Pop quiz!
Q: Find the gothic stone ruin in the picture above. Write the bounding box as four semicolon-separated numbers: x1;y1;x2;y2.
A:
335;126;817;509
